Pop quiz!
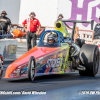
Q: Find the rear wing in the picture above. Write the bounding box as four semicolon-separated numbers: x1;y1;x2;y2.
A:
62;20;94;40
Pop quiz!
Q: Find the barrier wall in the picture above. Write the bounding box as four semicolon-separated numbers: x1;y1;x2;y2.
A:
74;27;93;44
10;24;94;44
0;39;17;61
45;26;94;44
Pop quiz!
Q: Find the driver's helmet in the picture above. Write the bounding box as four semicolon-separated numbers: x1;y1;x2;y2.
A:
47;33;57;44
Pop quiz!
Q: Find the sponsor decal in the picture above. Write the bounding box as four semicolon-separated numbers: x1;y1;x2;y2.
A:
52;67;58;72
20;68;27;75
3;45;17;59
13;69;20;73
62;44;68;46
62;57;65;64
10;74;13;77
69;62;72;67
66;67;71;72
46;58;62;68
65;62;68;67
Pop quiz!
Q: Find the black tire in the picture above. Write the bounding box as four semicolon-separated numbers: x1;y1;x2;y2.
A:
79;44;99;76
0;56;3;79
0;54;4;65
28;56;36;82
75;38;85;48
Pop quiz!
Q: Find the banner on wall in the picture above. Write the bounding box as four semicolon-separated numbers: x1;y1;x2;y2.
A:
0;39;17;61
58;0;100;30
19;0;100;30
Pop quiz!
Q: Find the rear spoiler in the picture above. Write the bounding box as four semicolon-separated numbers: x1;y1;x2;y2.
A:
62;20;94;40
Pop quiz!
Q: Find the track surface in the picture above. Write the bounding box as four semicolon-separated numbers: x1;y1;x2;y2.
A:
0;42;100;100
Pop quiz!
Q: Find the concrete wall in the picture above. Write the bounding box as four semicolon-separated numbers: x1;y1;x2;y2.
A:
0;0;20;24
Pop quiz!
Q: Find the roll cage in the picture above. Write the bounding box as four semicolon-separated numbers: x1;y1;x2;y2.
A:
38;30;65;47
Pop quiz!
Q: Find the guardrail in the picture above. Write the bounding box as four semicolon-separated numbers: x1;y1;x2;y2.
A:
45;26;93;44
74;27;93;44
9;24;94;44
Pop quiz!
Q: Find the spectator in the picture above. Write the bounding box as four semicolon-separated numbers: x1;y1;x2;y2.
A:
93;17;100;44
0;11;12;35
57;14;71;29
55;14;71;38
22;12;41;51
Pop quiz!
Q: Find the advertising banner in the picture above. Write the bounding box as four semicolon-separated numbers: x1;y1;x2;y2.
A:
58;0;100;30
0;39;17;61
19;0;100;30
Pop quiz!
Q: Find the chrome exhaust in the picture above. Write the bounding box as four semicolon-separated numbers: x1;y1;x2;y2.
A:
77;65;86;71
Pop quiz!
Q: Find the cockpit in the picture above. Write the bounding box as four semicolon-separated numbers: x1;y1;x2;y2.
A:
37;30;64;47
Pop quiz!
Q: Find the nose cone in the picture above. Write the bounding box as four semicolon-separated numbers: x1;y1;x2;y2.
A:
4;64;17;78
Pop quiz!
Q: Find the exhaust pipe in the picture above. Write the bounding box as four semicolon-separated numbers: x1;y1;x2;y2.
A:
77;65;86;71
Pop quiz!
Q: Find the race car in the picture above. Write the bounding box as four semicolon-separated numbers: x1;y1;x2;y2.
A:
0;20;99;82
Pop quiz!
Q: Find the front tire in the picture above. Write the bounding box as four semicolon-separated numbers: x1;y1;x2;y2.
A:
28;56;36;82
0;55;3;79
79;44;99;76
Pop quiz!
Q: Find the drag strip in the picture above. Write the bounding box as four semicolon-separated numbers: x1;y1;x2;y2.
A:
0;42;100;100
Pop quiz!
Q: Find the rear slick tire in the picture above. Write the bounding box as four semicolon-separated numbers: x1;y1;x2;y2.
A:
79;44;99;76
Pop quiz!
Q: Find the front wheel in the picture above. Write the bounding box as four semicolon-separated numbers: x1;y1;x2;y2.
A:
0;56;3;79
28;56;36;82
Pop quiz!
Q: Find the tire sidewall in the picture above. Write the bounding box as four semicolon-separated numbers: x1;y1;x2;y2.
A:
0;57;3;79
93;46;99;76
0;54;4;65
79;44;99;76
28;56;36;82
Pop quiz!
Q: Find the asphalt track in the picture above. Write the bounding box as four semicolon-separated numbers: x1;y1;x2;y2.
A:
0;42;100;100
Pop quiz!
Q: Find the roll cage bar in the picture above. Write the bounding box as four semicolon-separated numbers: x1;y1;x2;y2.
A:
62;20;94;40
39;30;64;45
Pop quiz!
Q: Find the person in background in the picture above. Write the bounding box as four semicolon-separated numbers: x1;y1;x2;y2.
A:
22;12;41;51
55;14;72;39
93;17;100;44
57;14;71;29
0;11;12;35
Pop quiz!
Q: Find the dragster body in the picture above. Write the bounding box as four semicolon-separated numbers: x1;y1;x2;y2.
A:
0;20;99;82
4;30;73;79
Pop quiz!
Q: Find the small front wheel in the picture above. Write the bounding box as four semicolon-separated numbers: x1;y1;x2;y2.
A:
0;57;3;79
28;56;36;82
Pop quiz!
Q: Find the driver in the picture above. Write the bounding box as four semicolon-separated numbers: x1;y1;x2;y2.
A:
47;33;57;44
